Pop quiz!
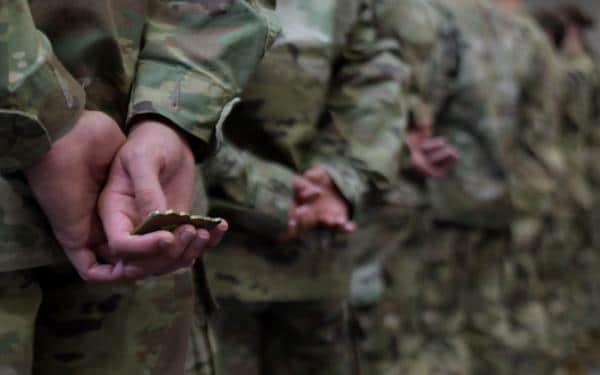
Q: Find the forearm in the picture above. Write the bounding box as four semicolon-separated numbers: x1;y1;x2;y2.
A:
0;0;85;172
127;0;279;161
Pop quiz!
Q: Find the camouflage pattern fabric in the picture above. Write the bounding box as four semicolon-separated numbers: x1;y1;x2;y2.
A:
0;0;277;271
202;0;407;306
551;50;600;373
348;1;471;373
196;0;407;372
431;2;565;373
0;1;277;373
351;0;570;374
209;299;351;375
0;266;203;375
349;181;473;375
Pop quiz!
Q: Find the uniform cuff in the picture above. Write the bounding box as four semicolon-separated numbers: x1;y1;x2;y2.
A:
0;41;85;172
127;61;239;161
313;157;368;216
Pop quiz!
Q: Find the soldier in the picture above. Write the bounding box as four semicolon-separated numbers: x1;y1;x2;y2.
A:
536;6;600;372
433;0;565;373
355;0;565;373
347;0;464;373
193;0;408;373
0;1;276;374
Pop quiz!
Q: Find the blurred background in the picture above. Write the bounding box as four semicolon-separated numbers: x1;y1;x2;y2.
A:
526;0;600;55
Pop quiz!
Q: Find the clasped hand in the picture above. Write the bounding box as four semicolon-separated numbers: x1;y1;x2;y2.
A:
24;111;227;283
279;166;356;241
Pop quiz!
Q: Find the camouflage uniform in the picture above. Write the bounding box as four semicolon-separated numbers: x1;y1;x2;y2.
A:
0;1;275;374
431;2;566;373
352;1;566;374
348;1;472;374
196;0;408;373
553;49;600;373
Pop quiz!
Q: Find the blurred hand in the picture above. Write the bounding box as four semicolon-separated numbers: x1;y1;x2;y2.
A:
24;111;127;282
278;176;321;241
99;119;228;279
406;126;459;178
279;166;355;241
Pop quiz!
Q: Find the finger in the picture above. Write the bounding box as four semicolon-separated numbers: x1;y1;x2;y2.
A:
180;229;210;264
65;247;127;283
100;187;176;260
206;220;228;248
343;221;357;233
428;147;460;165
298;185;322;202
420;137;448;152
121;252;186;279
321;212;341;228
304;167;330;186
294;178;322;202
122;260;174;279
125;155;167;218
109;229;176;260
165;224;197;261
123;249;198;278
331;212;350;230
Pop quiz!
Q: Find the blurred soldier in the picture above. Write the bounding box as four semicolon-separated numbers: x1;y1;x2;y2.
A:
353;0;563;372
193;1;408;374
533;7;600;373
432;0;565;373
0;1;275;374
348;0;465;374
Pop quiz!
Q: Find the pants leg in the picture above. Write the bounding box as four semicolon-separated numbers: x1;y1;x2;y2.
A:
210;300;262;375
0;270;41;375
33;265;195;375
351;236;471;375
262;299;352;375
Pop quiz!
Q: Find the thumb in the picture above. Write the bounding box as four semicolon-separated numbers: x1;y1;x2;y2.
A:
293;177;322;202
125;155;167;217
303;166;330;186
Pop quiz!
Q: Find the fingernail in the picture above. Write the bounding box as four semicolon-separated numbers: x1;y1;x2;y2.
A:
218;221;229;231
180;230;195;244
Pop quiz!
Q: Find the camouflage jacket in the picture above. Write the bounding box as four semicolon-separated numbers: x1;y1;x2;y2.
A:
554;51;597;212
376;0;462;127
425;0;563;239
560;52;597;140
348;0;462;267
203;0;408;301
0;0;277;271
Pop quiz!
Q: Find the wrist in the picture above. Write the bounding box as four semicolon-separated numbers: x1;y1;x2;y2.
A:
129;114;203;161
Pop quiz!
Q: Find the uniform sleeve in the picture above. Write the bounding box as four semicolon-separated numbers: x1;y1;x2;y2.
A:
512;22;564;218
521;29;562;146
127;0;279;159
0;0;86;172
203;140;294;236
308;3;408;212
